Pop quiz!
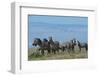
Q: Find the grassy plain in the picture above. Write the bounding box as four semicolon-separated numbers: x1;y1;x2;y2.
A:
28;47;88;61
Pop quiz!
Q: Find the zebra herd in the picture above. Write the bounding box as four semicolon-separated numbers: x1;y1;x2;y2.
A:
32;37;88;55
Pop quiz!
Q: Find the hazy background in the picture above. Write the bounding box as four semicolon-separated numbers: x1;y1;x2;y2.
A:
28;15;88;48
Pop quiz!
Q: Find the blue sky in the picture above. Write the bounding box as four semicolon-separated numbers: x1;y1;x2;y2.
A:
28;15;88;48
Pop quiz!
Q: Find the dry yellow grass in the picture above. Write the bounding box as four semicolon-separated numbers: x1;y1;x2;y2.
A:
28;48;88;61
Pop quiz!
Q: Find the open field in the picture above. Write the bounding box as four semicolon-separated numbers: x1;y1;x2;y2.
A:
28;47;88;61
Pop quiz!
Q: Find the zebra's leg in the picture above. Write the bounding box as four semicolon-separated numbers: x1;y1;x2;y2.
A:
48;49;51;54
61;47;64;52
41;49;44;55
51;49;53;54
54;49;56;54
56;48;59;53
38;48;41;55
70;48;73;53
72;48;74;53
79;47;81;52
68;48;70;54
85;46;88;52
63;47;65;52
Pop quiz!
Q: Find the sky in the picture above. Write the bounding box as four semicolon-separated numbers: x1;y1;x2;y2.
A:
28;15;88;48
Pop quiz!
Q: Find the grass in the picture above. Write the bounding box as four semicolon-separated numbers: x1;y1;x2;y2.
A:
28;47;88;61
